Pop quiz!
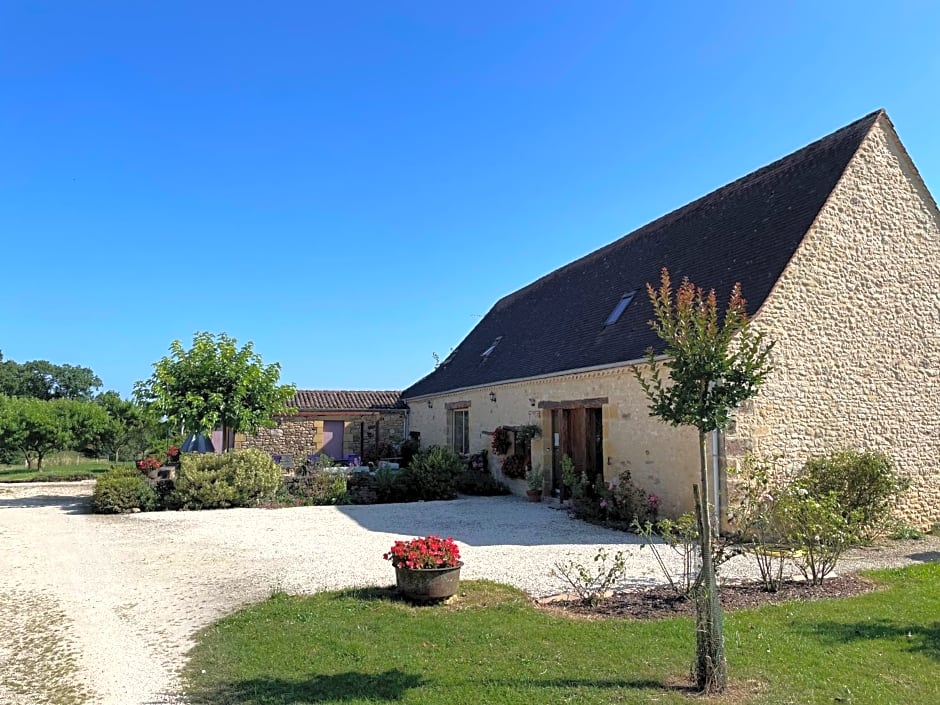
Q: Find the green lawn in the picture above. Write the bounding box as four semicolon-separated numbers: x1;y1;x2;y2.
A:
0;461;128;483
184;563;940;705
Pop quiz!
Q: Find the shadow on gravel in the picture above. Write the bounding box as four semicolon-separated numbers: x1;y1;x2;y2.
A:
188;669;424;703
337;496;645;547
0;493;91;514
907;551;940;563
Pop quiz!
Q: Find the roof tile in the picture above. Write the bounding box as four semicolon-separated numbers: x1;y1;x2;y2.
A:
403;110;882;399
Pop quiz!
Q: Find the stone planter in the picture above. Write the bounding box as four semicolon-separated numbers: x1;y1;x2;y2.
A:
394;563;463;601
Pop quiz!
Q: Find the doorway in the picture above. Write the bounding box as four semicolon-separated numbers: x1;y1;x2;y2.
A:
550;406;603;494
321;420;345;460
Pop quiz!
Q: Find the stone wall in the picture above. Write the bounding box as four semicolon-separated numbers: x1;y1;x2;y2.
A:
406;366;700;517
727;116;940;529
239;411;408;462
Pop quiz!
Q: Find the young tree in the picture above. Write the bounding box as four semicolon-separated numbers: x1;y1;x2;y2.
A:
633;268;774;693
0;397;110;469
134;332;295;450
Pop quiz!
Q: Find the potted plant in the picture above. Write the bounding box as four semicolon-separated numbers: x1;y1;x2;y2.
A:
383;535;463;601
525;467;543;502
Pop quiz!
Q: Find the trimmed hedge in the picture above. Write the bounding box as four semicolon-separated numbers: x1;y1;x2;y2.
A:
92;466;158;514
172;448;282;510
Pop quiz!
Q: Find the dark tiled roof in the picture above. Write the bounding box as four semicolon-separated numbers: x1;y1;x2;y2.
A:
291;390;406;411
404;110;883;399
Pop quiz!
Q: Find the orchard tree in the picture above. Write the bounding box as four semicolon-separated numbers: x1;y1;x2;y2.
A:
633;268;775;694
0;397;108;469
134;332;295;450
94;391;163;461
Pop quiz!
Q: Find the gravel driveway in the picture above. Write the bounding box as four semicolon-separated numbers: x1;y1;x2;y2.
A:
1;481;936;705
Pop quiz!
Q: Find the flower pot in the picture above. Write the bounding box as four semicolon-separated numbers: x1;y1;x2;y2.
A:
394;563;463;601
526;489;542;502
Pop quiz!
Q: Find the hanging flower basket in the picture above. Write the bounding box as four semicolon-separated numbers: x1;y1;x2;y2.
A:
491;426;512;455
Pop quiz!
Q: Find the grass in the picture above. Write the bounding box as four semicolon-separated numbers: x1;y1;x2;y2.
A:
0;463;117;483
184;564;940;705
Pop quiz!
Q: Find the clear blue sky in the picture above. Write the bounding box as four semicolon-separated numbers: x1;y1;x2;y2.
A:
2;2;938;397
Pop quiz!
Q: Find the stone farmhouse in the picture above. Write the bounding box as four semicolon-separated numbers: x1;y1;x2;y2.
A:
402;109;940;529
239;390;408;464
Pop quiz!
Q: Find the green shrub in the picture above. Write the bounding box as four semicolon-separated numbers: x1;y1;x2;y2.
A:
456;469;511;496
798;450;908;539
399;446;463;501
369;466;405;503
776;486;859;585
172;449;282;510
278;472;349;506
570;470;658;530
888;522;924;540
92;467;158;513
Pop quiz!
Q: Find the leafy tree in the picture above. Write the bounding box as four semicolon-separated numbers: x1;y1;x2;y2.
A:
134;332;295;450
0;352;102;400
633;268;774;694
0;396;111;469
94;391;167;462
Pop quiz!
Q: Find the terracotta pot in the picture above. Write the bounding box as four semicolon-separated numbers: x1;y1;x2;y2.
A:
394;563;463;601
526;489;542;502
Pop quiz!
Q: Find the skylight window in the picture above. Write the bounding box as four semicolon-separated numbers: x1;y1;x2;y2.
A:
604;291;636;326
481;336;503;358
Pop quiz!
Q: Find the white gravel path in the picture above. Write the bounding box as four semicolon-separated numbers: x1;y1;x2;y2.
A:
1;481;936;705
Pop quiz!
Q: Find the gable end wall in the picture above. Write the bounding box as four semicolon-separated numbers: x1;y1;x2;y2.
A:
728;118;940;528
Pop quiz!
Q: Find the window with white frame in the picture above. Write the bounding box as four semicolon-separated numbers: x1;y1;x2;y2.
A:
452;408;469;455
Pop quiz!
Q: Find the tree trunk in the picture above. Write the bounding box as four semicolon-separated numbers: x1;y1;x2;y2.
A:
693;431;727;693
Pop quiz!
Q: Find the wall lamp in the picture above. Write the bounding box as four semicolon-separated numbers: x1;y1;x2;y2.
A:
529;397;536;407
489;391;497;403
427;400;433;409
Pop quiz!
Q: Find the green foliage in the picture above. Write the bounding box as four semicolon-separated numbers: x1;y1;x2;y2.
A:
632;268;775;695
172;448;282;510
369;466;405;503
276;473;349;507
0;352;102;400
134;332;295;449
93;391;167;462
570;470;659;530
398;445;463;501
632;269;775;434
525;466;543;491
728;454;790;592
92;466;158;513
888;522;924;540
551;547;626;605
798;450;908;540
184;566;940;705
456;468;511;496
776;486;859;585
0;396;109;469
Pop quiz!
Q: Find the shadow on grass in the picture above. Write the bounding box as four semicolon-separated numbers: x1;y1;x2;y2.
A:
189;669;424;704
803;619;940;661
0;493;91;514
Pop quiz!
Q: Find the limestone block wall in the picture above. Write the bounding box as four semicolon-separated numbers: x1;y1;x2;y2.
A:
406;365;700;517
727;117;940;529
240;411;408;462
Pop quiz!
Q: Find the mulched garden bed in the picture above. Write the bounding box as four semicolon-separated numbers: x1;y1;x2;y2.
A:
542;575;879;620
